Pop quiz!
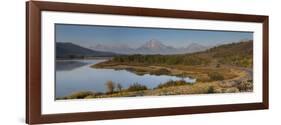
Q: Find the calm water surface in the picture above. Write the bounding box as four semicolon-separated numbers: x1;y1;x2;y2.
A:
56;59;196;98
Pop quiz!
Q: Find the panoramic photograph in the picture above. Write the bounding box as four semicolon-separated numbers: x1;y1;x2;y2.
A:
55;24;253;100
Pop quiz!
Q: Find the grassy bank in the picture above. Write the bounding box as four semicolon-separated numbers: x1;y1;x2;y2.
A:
92;62;241;82
57;78;253;100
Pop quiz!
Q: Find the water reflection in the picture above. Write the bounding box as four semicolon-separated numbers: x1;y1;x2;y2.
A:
55;59;196;98
56;60;89;71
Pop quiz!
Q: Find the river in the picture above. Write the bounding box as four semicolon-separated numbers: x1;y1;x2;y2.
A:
55;59;196;98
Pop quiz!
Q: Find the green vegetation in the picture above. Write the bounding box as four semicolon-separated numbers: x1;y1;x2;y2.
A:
122;67;171;76
58;78;253;100
126;83;148;91
112;54;210;66
56;80;190;99
58;91;94;99
155;80;193;89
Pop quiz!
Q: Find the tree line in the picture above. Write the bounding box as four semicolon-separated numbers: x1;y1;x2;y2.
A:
112;54;210;66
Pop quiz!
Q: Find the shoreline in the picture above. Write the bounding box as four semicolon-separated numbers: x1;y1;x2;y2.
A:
57;59;253;100
57;79;252;100
91;60;250;82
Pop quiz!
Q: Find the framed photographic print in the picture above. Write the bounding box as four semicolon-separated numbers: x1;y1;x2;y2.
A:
26;1;269;124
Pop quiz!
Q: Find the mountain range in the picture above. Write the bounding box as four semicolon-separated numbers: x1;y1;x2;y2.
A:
90;39;209;55
56;39;250;59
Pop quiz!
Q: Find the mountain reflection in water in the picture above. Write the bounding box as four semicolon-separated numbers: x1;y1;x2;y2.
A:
56;60;89;71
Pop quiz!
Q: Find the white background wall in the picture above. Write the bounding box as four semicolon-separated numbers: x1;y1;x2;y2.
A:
0;0;279;124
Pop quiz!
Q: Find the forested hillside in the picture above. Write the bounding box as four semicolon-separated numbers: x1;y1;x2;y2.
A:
56;42;118;58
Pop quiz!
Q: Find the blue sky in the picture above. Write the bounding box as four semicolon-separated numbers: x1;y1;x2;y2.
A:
55;24;253;48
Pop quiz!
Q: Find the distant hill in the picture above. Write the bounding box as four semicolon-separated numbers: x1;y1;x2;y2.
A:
204;40;253;67
184;43;208;53
56;42;118;58
206;40;253;56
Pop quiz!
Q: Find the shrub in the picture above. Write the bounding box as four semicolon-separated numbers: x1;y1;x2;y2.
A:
207;86;215;93
127;83;148;91
152;68;170;75
208;72;224;81
247;79;253;83
66;91;94;99
237;80;253;92
105;80;116;93
224;87;240;93
117;83;123;92
155;80;191;89
84;95;95;99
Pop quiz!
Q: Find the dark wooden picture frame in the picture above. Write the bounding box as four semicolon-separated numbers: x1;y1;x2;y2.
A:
26;1;269;124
